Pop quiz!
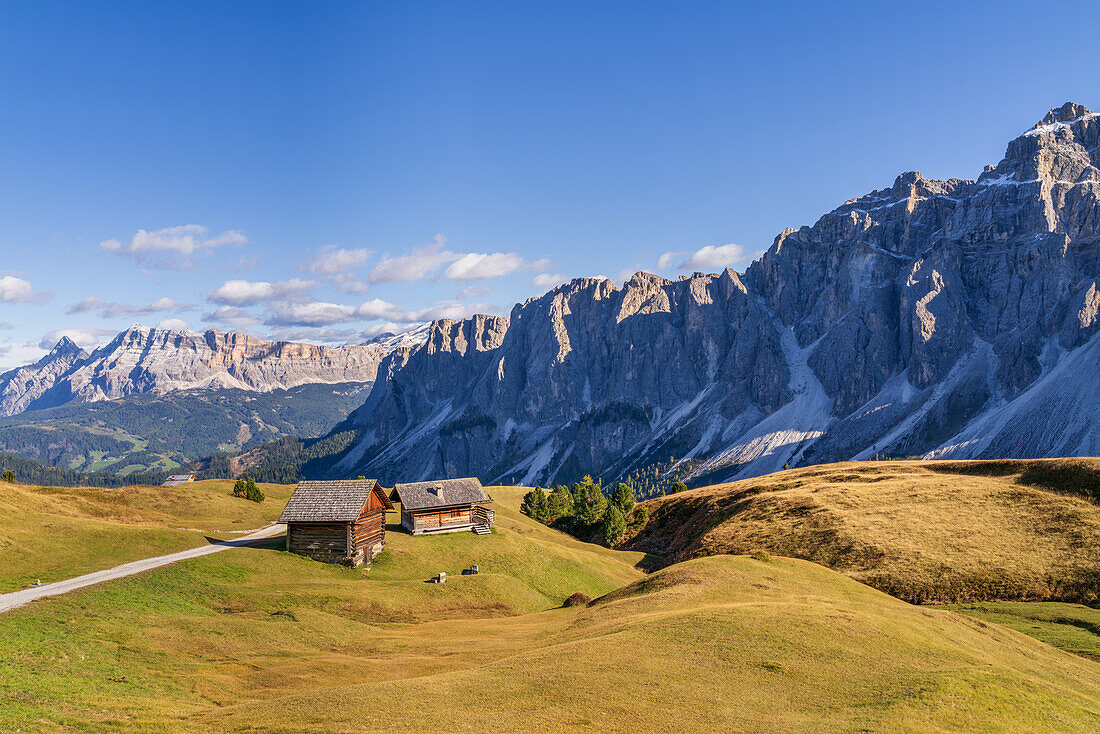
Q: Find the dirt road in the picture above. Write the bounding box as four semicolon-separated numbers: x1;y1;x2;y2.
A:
0;523;285;614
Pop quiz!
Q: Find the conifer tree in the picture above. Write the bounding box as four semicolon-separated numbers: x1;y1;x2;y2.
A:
600;505;625;547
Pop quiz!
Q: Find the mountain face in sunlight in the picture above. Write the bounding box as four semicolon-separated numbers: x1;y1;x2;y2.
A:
333;103;1100;485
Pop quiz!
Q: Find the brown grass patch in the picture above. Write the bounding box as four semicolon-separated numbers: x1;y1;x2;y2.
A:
626;460;1100;604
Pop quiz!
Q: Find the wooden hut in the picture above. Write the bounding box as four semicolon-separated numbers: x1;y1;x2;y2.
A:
278;479;393;566
392;477;494;535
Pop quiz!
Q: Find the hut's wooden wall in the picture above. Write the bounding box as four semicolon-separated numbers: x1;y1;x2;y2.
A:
287;523;349;564
406;506;473;533
351;506;386;564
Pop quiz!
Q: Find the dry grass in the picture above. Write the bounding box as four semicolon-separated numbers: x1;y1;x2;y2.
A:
626;459;1100;603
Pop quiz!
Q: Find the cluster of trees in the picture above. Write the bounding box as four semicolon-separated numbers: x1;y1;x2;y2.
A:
3;470;15;483
620;456;699;499
521;476;639;547
231;477;265;503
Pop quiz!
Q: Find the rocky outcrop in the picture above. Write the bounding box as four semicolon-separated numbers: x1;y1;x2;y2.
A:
0;324;427;417
334;103;1100;485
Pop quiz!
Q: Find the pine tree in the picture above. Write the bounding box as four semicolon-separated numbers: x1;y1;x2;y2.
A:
546;485;573;521
521;486;549;523
572;477;607;525
600;505;625;547
610;482;635;515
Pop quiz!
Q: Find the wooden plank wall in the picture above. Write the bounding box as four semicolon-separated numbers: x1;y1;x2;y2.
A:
411;507;472;531
288;523;349;564
351;509;386;563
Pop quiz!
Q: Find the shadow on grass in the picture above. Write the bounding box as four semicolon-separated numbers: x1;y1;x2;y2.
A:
203;535;286;552
635;553;666;572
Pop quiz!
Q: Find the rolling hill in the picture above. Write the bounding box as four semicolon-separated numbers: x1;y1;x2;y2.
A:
623;458;1100;604
2;481;1099;731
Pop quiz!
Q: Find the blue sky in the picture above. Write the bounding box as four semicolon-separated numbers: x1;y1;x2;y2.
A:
1;1;1098;369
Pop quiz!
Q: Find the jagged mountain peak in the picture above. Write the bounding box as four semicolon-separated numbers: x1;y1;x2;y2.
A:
334;102;1100;487
46;336;86;359
1035;101;1097;128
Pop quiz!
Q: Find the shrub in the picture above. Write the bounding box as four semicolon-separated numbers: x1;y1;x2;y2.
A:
563;592;592;607
670;481;688;494
600;505;626;547
232;477;265;503
633;506;649;524
751;550;772;562
2;470;15;483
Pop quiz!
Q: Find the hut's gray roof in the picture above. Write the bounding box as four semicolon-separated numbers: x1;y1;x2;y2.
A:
393;477;488;510
278;479;383;523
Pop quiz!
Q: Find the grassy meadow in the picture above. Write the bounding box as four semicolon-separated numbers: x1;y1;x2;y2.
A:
0;479;293;591
627;459;1100;604
2;478;1100;731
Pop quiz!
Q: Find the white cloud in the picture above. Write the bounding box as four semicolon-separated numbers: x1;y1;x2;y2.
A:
263;295;498;328
156;318;192;331
331;272;371;294
38;327;116;350
66;296;191;318
0;321;12;330
207;278;317;306
266;301;359;327
369;235;457;283
657;243;760;273
354;299;409;322
0;275;50;304
444;252;526;281
305;245;371;274
101;225;246;270
532;273;565;290
201;306;262;328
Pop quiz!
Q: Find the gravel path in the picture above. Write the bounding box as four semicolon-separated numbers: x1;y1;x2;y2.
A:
0;523;286;614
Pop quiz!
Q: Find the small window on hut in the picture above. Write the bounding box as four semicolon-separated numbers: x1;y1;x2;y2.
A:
450;508;462;518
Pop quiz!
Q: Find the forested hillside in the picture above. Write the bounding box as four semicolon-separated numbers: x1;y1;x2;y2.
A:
0;382;370;476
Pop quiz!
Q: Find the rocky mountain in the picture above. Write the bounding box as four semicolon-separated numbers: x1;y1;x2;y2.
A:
0;324;428;417
331;102;1100;486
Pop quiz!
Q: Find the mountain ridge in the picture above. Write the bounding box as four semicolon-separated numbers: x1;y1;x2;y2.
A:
0;323;429;417
328;102;1100;486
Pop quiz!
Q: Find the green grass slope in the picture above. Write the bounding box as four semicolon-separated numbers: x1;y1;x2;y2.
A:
0;479;293;591
2;483;1099;732
625;459;1100;603
945;601;1100;661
